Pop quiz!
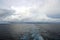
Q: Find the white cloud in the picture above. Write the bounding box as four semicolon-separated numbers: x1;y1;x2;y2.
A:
0;0;60;22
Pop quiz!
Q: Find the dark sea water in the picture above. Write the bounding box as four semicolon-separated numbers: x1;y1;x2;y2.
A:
0;24;60;40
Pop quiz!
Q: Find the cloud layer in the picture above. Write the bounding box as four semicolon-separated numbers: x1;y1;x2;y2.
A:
0;0;60;22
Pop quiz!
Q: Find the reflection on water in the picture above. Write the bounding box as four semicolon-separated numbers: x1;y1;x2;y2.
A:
12;24;44;40
0;24;60;40
0;24;44;40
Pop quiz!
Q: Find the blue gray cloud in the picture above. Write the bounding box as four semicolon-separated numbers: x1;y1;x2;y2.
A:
0;9;15;21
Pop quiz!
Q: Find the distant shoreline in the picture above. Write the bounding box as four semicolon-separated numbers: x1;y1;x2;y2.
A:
0;21;60;24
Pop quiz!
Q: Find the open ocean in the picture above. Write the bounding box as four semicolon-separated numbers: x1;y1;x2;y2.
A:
0;24;60;40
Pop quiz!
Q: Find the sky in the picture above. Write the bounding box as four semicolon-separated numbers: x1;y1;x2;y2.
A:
0;0;60;22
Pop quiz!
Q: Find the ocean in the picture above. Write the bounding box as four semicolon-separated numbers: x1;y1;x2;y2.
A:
0;24;60;40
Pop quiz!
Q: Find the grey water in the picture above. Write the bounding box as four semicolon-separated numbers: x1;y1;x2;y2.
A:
0;24;60;40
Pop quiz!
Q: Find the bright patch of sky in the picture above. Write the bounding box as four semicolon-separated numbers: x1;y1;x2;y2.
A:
0;0;60;22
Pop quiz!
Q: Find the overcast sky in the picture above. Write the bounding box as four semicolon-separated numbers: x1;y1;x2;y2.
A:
0;0;60;22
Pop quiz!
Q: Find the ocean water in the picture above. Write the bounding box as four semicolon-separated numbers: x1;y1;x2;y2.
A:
0;24;60;40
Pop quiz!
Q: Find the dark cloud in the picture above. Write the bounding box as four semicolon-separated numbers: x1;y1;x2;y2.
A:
0;9;15;21
48;13;60;18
